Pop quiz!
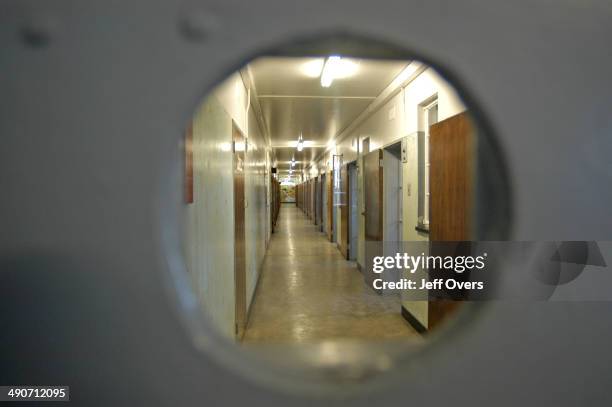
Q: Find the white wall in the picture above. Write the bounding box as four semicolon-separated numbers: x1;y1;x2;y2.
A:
183;96;236;338
245;105;268;307
183;72;271;339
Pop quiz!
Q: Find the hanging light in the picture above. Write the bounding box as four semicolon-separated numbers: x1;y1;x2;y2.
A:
297;133;304;152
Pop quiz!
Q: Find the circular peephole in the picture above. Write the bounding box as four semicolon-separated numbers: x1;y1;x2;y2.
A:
169;38;511;395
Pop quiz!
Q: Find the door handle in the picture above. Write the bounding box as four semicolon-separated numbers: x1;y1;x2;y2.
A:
361;211;367;216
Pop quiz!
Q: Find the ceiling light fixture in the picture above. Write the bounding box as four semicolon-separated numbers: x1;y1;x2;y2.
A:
301;59;325;78
297;133;304;152
320;56;358;88
320;56;340;87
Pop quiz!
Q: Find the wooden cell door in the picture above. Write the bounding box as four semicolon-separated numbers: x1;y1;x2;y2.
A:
232;123;247;339
430;111;474;241
428;111;474;329
306;181;310;217
363;149;384;289
304;182;307;215
339;163;349;259
364;149;383;241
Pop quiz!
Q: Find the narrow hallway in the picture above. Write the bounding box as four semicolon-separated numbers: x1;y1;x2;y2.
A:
243;204;420;344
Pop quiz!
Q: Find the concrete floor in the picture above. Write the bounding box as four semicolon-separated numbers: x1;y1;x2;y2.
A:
242;204;420;344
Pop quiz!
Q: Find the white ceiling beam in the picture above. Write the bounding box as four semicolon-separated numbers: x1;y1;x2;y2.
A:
258;95;376;100
271;142;328;148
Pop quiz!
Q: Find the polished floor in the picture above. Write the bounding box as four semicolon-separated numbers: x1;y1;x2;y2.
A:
242;204;420;344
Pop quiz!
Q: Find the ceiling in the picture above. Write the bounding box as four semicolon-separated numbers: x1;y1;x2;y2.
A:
248;57;409;176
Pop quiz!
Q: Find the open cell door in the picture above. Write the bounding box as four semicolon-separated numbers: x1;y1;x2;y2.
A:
232;123;247;339
313;177;318;225
363;149;383;289
307;180;310;217
310;179;315;221
326;170;334;241
316;175;322;228
428;111;474;329
309;180;313;219
348;163;359;261
339;163;349;259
